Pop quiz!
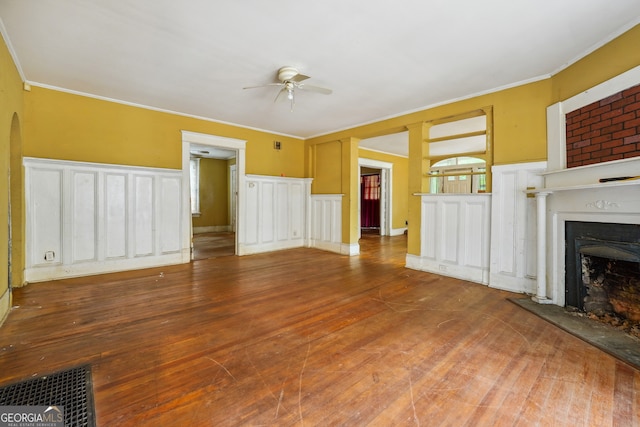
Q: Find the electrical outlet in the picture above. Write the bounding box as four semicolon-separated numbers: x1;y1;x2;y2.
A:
439;264;447;272
44;251;55;261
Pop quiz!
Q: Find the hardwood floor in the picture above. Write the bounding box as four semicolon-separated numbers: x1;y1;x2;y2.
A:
192;232;235;260
1;234;638;426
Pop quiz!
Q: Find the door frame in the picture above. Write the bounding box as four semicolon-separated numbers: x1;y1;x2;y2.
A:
181;131;246;258
358;158;392;237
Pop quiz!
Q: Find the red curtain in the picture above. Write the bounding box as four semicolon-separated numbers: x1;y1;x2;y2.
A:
361;174;380;228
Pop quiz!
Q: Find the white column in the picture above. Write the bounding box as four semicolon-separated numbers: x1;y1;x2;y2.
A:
532;191;553;304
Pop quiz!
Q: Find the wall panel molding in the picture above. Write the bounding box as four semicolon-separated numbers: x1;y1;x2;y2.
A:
24;157;184;282
310;195;343;254
489;162;546;293
410;194;491;285
239;175;312;255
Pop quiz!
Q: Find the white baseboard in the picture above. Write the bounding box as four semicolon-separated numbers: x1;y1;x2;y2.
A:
193;225;231;234
310;240;343;255
238;240;305;256
25;252;187;283
0;288;10;328
405;254;489;285
488;274;535;294
341;243;360;256
390;227;407;236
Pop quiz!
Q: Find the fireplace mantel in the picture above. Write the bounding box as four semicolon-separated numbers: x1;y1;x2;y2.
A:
527;158;640;307
526;176;640;195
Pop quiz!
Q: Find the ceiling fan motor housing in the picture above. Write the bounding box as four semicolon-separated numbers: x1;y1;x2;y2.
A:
278;66;299;82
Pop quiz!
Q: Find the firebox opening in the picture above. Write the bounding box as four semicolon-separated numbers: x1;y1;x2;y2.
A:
566;221;640;338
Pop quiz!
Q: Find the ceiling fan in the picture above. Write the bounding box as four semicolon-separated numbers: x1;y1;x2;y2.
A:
243;66;332;111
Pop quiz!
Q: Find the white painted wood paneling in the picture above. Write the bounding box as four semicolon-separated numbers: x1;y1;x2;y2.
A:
441;201;460;263
134;175;154;257
310;195;342;253
24;158;184;282
244;180;259;245
420;200;437;259
71;171;97;263
276;182;289;241
489;162;546;294
411;194;491;284
105;173;127;259
262;182;275;243
27;168;62;267
290;183;304;241
464;200;488;268
159;176;182;254
239;175;312;255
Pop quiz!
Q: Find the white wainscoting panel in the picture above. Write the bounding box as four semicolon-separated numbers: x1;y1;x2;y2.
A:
238;175;312;255
489;162;546;293
28;168;62;268
310;195;343;254
105;173;127;259
71;171;97;263
410;194;491;284
159;176;182;254
24;158;185;282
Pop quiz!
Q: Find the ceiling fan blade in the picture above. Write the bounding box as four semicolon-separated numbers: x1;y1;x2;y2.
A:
290;73;310;83
274;87;287;103
297;84;332;95
243;83;283;90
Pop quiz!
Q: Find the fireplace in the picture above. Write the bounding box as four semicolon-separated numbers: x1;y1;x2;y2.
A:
565;221;640;324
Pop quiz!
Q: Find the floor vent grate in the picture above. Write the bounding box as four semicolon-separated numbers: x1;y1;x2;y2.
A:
0;365;95;427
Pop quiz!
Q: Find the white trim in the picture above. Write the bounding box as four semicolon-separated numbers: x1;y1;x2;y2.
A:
548;17;640;77
189;157;201;215
0;288;10;327
546;64;640;172
341;243;360;256
29;82;303;140
390;227;407;236
26;253;185;283
307;74;550;140
359;146;408;159
181;131;246;258
193;225;231;234
0;18;26;81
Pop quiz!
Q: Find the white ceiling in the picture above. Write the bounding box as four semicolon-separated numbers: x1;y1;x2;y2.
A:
1;0;640;158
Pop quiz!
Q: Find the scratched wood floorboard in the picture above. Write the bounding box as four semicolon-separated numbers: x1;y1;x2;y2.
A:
1;234;639;426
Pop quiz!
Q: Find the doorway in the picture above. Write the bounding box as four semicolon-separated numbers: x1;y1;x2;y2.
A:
189;145;236;259
358;158;392;238
360;169;381;235
181;131;246;261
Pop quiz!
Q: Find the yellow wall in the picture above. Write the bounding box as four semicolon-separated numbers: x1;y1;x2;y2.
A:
358;149;409;231
308;79;552;167
0;21;637;308
306;24;640;253
24;87;306;176
310;141;342;194
192;158;229;228
0;33;26;323
552;24;640;103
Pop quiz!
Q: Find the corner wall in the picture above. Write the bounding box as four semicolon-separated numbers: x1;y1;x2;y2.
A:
0;33;25;325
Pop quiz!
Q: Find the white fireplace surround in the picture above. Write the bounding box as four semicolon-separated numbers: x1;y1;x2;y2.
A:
530;64;640;306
